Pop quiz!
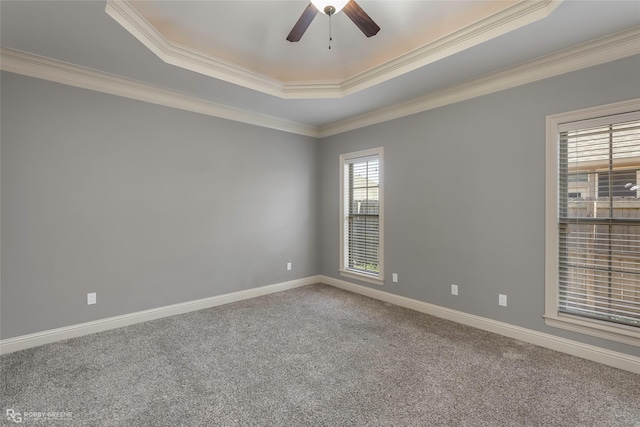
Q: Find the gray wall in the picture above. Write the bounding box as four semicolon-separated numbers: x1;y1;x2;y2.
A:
317;55;640;357
1;72;318;339
2;56;639;357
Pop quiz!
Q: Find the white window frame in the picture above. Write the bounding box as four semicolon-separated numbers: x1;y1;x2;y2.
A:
545;98;640;347
339;147;384;285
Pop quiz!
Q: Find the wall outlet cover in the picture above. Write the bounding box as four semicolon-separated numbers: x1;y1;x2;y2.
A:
499;294;507;307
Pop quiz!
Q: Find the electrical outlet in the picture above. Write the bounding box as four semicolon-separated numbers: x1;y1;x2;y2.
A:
87;292;96;305
287;262;292;271
499;294;507;307
451;284;458;296
392;273;398;283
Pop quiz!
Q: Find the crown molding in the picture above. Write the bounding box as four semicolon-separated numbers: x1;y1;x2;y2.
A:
340;0;561;97
105;0;561;100
0;48;320;138
2;27;638;139
104;0;287;98
320;26;640;138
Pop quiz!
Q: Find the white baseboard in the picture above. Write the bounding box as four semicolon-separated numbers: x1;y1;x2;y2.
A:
0;276;321;355
3;274;638;375
320;275;640;374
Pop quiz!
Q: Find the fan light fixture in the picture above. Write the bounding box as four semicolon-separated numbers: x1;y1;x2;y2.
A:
286;0;379;44
311;0;349;15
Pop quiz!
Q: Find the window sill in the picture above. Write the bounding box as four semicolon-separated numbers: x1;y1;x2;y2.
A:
544;313;640;347
339;270;384;286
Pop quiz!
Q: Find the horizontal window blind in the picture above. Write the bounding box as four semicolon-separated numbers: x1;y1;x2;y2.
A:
558;114;640;328
345;156;380;276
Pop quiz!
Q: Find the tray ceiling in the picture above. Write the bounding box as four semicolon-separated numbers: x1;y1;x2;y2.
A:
1;1;639;133
106;0;559;98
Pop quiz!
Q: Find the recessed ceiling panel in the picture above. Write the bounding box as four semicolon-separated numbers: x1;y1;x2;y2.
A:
106;0;560;98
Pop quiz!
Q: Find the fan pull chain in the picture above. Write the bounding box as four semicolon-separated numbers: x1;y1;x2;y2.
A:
328;15;332;50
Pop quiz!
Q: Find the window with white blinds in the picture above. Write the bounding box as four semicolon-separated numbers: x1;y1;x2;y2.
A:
340;148;384;285
546;100;640;346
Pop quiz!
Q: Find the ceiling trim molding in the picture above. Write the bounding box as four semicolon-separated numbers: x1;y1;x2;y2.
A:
0;48;320;138
340;0;561;97
105;0;561;100
104;0;287;98
319;26;640;138
2;27;638;139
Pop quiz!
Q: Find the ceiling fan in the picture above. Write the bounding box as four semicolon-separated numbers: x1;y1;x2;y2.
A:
286;0;380;42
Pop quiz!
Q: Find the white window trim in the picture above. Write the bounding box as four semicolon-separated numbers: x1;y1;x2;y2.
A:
339;147;384;286
545;98;640;347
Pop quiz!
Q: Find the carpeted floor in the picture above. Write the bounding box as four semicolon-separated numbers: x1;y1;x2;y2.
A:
1;283;639;426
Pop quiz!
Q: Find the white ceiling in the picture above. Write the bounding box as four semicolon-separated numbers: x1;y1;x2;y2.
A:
1;1;639;134
119;0;523;86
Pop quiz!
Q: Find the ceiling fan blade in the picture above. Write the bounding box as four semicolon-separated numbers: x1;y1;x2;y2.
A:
286;3;319;42
342;0;380;38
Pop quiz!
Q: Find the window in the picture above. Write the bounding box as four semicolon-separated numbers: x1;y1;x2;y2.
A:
546;99;640;346
340;148;384;285
597;170;637;198
568;172;589;183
